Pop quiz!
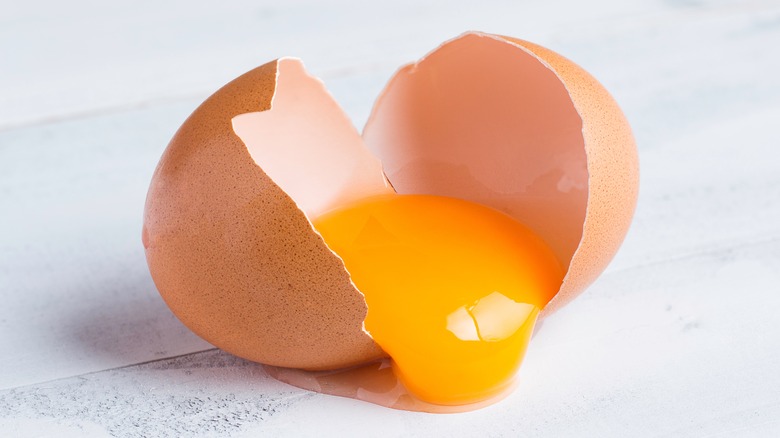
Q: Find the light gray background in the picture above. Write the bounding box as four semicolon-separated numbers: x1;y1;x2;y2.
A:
2;1;779;436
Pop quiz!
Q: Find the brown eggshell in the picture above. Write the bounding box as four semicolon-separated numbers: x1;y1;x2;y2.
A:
363;32;639;316
504;36;639;315
143;59;386;370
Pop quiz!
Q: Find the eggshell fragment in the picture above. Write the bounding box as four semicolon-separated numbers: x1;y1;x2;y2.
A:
144;59;387;370
363;32;639;316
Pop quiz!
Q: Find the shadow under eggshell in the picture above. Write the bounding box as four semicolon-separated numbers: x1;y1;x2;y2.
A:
143;60;385;370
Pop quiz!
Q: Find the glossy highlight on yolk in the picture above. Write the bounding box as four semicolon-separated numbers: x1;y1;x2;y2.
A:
313;194;564;406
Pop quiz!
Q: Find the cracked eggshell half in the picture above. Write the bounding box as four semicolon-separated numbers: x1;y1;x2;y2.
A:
143;58;391;370
363;32;639;315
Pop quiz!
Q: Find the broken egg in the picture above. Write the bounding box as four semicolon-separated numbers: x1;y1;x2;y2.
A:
143;31;639;411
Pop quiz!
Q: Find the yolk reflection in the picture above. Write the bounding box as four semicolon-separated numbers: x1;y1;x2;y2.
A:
313;194;563;406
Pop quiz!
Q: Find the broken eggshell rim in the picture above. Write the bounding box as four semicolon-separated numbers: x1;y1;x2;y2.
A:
230;30;634;333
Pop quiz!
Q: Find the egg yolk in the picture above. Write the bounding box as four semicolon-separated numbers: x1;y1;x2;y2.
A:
313;194;563;406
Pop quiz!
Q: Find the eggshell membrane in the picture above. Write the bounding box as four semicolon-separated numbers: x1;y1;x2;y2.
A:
232;59;394;219
143;59;387;370
363;32;639;315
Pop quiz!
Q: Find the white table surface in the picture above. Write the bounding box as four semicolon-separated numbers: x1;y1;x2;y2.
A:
2;1;780;436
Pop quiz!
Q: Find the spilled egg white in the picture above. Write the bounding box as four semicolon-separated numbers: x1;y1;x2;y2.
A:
143;31;639;371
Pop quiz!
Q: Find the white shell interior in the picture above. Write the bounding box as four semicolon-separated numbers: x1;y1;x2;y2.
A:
232;58;393;219
363;33;588;267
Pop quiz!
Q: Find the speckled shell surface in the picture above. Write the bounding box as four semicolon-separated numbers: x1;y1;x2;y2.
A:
500;37;640;315
143;60;384;370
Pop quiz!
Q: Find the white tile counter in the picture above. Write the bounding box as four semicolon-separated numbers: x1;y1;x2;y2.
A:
2;1;779;436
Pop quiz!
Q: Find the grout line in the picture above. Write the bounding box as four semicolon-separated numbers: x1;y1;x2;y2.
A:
1;348;219;392
0;62;396;134
0;93;205;133
607;233;780;277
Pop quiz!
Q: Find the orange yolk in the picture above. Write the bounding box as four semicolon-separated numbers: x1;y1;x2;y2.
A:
313;194;564;406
